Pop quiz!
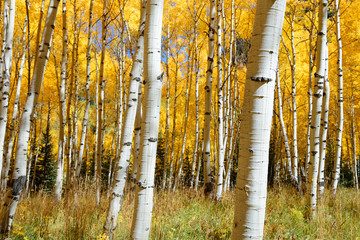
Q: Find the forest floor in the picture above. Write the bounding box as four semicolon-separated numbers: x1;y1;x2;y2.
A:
7;182;360;239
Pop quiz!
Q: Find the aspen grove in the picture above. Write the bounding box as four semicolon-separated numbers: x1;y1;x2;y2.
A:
0;0;359;239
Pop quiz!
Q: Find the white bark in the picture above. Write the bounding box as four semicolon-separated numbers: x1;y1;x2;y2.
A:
332;0;343;196
131;87;142;189
203;0;216;195
290;12;298;186
1;13;26;192
96;6;106;206
318;49;329;197
215;0;225;201
307;0;328;216
161;25;170;190
104;0;146;236
0;0;60;235
54;0;68;201
190;1;200;188
130;0;164;238
305;4;316;178
0;0;15;177
76;0;94;177
232;0;286;238
276;66;298;188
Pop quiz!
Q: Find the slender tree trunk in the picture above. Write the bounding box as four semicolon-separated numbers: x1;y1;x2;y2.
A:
307;0;328;217
349;94;359;190
0;0;15;177
318;49;329;197
76;0;94;178
173;38;192;191
104;0;146;236
0;0;60;235
232;0;286;238
276;67;298;188
190;1;200;188
215;0;225;201
203;0;216;196
130;0;164;238
95;1;107;206
161;25;170;190
332;0;344;196
167;60;178;192
131;86;142;189
54;0;68;201
1;14;27;192
305;2;316;178
25;121;35;195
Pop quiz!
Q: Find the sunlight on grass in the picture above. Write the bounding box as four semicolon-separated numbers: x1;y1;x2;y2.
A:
8;183;360;239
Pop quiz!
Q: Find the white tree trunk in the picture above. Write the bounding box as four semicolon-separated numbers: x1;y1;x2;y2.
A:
131;84;142;189
318;49;329;197
54;0;68;201
1;13;26;192
332;0;343;196
307;0;328;217
190;1;200;188
76;0;94;177
130;0;164;238
104;0;146;236
305;4;316;178
95;2;107;206
203;0;216;196
161;27;169;190
232;0;286;238
0;0;60;235
276;66;298;188
0;0;15;177
215;0;225;201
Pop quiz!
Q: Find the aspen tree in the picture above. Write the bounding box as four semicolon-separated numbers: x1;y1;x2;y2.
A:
130;0;164;238
168;48;179;191
318;49;329;197
350;96;359;190
332;0;344;196
173;37;192;191
282;6;299;184
68;0;81;190
307;0;328;217
96;1;108;205
305;1;316;177
0;0;60;235
131;84;142;189
70;6;80;182
203;0;216;196
104;0;146;236
161;25;170;190
275;58;298;188
76;0;94;177
0;0;15;177
190;0;200;189
232;0;286;238
25;119;36;194
29;103;43;192
1;13;27;192
215;0;225;201
54;0;68;201
223;0;235;193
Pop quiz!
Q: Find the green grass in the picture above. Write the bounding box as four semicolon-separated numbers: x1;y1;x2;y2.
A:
7;184;360;239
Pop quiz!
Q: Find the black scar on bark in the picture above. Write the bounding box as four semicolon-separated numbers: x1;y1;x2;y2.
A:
12;176;26;195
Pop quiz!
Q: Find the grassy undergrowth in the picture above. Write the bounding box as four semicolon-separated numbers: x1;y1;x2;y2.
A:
7;183;360;239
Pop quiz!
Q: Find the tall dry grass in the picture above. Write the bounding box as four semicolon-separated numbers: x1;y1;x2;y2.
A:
6;180;360;239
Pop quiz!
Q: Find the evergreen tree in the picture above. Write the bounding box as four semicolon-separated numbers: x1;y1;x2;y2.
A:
32;110;56;192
